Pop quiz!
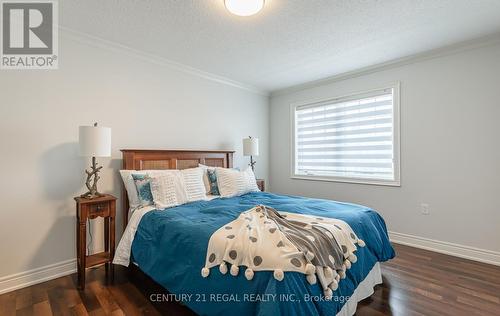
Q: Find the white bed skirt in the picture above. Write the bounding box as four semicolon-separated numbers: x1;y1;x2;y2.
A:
336;262;382;316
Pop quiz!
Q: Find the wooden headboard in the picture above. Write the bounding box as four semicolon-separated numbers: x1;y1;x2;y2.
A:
121;149;234;230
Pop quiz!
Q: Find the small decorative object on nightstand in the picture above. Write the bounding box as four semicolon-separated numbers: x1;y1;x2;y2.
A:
256;179;265;192
75;194;117;290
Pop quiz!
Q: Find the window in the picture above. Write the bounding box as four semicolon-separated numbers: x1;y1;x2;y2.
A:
292;84;400;186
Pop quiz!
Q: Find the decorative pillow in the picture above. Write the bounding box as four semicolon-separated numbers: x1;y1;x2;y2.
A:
206;169;220;195
180;167;207;202
150;172;187;209
132;174;154;207
198;164;215;194
216;167;260;198
119;169;179;211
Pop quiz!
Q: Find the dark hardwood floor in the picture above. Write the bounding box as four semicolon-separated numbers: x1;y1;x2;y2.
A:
1;244;499;316
357;244;500;316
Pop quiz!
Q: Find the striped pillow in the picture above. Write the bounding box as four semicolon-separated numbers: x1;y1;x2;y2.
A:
180;167;207;202
216;167;260;198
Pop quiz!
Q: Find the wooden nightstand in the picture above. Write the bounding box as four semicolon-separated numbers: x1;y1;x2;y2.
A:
256;179;265;192
74;194;117;290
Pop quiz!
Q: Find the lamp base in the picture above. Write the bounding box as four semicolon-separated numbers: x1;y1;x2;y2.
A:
82;156;103;200
80;191;105;199
249;156;256;172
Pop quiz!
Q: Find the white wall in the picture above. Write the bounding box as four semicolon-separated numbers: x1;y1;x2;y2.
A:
0;31;269;282
270;42;500;254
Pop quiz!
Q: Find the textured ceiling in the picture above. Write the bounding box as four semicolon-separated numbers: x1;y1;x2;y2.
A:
61;0;500;92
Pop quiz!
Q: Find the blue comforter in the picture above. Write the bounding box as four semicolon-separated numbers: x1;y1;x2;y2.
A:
131;192;395;316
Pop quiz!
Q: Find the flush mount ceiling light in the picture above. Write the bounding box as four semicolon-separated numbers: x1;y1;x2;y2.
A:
224;0;265;16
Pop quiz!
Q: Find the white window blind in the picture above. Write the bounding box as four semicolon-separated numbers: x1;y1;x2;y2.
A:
293;87;400;185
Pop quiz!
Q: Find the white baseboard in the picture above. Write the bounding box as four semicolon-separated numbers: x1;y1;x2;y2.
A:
0;259;76;295
389;231;500;266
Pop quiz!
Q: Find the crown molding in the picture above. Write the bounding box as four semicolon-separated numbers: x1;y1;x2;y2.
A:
271;32;500;98
58;25;500;99
59;26;269;97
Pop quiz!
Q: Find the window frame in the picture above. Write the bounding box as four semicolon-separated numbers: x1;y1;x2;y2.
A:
290;82;401;187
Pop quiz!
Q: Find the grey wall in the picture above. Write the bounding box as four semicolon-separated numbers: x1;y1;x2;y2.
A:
0;31;269;279
270;42;500;253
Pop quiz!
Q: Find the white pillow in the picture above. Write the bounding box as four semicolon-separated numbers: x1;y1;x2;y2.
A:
150;172;187;209
180;167;207;202
216;167;260;198
119;169;178;210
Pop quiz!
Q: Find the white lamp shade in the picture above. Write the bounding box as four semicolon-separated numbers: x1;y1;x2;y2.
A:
243;137;259;156
79;126;111;157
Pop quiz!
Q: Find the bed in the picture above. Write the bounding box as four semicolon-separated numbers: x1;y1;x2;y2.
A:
115;149;395;316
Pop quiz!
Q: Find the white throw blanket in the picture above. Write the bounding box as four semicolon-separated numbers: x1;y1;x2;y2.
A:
201;205;365;299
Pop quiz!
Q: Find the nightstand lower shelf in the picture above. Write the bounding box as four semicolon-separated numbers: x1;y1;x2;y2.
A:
86;251;111;268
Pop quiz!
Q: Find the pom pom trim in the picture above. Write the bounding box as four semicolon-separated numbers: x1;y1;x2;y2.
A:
230;264;239;276
201;267;210;278
324;288;333;300
244;268;254;280
306;273;317;285
219;262;228;275
305;263;316;275
273;269;284;281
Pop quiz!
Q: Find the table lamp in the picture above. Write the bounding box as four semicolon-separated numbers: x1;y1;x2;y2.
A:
79;123;111;199
243;136;259;172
